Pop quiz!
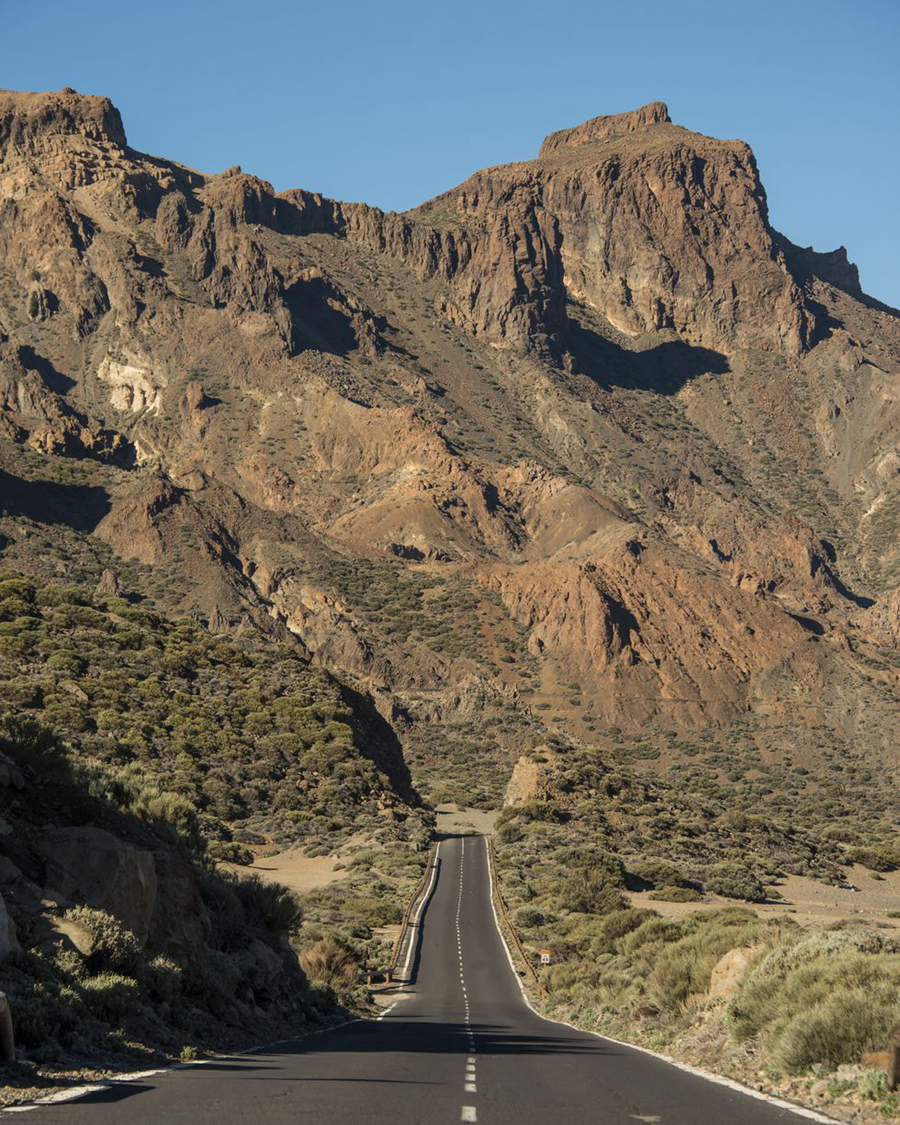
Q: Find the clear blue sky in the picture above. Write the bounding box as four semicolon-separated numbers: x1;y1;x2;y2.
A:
5;0;899;305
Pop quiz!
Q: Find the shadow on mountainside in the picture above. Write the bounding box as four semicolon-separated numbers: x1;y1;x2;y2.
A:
562;306;730;394
0;468;111;532
17;345;77;395
336;679;419;805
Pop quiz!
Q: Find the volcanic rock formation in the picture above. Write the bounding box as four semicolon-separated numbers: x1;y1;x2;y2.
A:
0;87;898;785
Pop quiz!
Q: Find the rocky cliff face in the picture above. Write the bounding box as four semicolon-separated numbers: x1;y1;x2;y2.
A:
0;87;897;801
412;101;814;356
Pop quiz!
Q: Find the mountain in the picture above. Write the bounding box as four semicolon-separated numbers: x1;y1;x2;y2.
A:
0;87;898;808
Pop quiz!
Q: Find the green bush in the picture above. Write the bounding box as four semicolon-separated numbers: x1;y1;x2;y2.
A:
772;987;900;1073
599;908;654;944
144;956;183;1004
514;906;546;928
206;840;254;865
81;973;140;1020
64;907;142;976
9;987;80;1048
236;875;303;934
628;858;687;890
559;869;627;916
729;930;900;1072
185;950;242;1014
649;886;703;903
705;863;766;903
130;789;200;841
0;714;67;775
648;910;759;1011
848;844;900;872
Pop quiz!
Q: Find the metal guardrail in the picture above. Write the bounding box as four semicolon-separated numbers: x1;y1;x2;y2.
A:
376;844;439;986
486;837;547;998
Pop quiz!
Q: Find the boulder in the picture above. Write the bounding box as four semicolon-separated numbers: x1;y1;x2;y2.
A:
146;851;209;964
234;938;284;996
40;827;157;943
707;946;758;1001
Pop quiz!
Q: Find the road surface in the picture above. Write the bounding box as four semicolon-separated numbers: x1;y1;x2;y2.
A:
19;835;828;1124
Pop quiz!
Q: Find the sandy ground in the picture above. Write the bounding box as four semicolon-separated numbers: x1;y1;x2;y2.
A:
435;804;499;836
628;864;900;929
229;849;349;895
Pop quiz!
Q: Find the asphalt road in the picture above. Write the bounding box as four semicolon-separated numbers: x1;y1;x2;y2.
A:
19;835;828;1124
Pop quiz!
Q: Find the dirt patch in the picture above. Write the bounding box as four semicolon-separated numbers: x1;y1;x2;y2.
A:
629;865;900;928
231;849;349;895
435;804;499;836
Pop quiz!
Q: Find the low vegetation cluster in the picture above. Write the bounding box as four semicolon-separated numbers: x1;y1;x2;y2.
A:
0;570;432;1095
493;753;900;1119
0;570;427;855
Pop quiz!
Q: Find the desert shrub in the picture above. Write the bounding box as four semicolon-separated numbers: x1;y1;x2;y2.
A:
130;789;200;841
619;916;683;955
0;714;67;775
236;875;303;933
557;846;625;886
559;869;627;916
81;973;140;1020
648;910;759;1011
495;819;524;844
514;801;567;824
600;908;654;944
144;955;183;1004
649;886;703;903
10;991;68;1049
859;1069;888;1100
628;858;688;889
514;906;546;928
51;947;87;982
729;929;900;1071
772;987;900;1073
344;896;402;928
299;938;358;986
705;863;766;903
64;906;142;976
185;950;242;1014
848;844;900;872
206;840;254;865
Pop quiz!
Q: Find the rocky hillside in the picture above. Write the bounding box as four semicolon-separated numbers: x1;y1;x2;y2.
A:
0;87;898;807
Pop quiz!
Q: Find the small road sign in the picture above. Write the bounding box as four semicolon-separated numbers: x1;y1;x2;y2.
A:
540;949;551;965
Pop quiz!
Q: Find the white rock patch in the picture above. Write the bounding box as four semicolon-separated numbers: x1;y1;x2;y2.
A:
97;354;163;415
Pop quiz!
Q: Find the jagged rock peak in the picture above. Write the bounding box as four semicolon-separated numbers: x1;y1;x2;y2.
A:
539;100;671;156
0;87;127;155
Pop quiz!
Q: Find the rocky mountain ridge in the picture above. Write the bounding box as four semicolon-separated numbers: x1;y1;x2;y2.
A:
0;87;898;802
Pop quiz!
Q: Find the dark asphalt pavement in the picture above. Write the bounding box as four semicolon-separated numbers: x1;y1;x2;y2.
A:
18;835;830;1124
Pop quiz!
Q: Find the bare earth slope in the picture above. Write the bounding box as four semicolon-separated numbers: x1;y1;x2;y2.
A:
0;89;898;801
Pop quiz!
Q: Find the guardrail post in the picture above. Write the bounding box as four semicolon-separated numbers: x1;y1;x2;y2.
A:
888;1027;900;1092
0;992;14;1066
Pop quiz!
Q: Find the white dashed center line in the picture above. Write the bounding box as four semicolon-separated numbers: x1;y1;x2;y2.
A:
456;840;478;1121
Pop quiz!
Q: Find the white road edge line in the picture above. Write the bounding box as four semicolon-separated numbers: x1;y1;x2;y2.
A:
483;836;840;1125
2;1016;364;1114
394;839;443;990
6;840;448;1113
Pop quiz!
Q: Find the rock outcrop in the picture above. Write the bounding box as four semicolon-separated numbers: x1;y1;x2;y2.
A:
0;86;896;772
539;100;672;154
